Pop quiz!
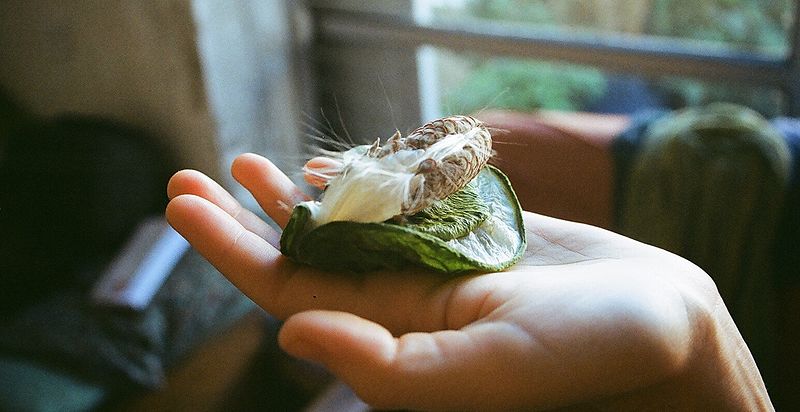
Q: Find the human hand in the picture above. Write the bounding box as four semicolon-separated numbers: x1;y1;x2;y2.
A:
166;153;771;411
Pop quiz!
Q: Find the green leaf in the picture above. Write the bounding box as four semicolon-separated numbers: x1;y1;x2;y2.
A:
396;179;490;240
280;166;526;275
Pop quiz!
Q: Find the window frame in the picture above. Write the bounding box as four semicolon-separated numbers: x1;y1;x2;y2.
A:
310;2;800;117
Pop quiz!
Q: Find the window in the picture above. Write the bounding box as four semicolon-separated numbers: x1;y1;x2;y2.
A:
418;0;796;118
307;0;800;143
425;1;795;58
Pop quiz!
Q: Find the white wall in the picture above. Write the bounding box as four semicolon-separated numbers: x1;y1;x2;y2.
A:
191;0;304;198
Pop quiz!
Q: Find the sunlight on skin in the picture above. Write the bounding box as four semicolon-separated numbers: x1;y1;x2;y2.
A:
165;153;773;411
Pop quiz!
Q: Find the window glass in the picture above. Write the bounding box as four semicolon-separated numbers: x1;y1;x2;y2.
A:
425;0;796;59
430;48;786;117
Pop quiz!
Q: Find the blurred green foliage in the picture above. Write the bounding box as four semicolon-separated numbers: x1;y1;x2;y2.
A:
650;0;791;55
435;0;794;115
461;0;555;25
442;59;607;114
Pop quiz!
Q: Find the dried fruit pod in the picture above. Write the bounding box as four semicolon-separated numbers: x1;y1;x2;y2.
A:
374;115;492;215
284;115;525;274
282;165;526;274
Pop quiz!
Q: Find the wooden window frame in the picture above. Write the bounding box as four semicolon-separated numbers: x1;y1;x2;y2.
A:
309;2;800;117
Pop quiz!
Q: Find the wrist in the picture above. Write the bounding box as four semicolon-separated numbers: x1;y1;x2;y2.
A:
685;297;773;411
597;286;774;411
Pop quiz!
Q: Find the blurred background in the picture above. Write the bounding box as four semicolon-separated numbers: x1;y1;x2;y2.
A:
1;0;798;410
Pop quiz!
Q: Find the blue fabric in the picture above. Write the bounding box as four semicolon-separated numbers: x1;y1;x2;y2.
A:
610;109;670;227
771;117;800;285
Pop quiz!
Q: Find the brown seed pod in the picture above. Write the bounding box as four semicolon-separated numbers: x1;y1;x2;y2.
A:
373;115;492;215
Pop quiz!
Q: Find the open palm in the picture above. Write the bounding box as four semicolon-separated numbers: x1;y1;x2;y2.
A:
166;153;768;411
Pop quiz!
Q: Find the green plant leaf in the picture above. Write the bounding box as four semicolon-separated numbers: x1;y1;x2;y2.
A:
280;166;526;275
398;179;490;240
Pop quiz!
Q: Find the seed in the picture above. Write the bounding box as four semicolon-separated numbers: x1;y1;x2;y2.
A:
303;115;493;225
372;115;492;215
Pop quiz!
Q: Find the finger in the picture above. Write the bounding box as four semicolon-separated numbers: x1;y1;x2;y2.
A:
166;194;285;303
167;169;280;247
165;193;426;329
231;153;310;228
303;156;342;189
166;192;460;333
278;310;541;411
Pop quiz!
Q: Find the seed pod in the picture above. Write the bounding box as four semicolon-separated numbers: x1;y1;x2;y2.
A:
374;115;492;215
303;115;493;226
284;115;525;274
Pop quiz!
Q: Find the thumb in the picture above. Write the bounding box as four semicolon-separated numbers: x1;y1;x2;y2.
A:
278;310;396;378
277;310;527;411
278;310;398;407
